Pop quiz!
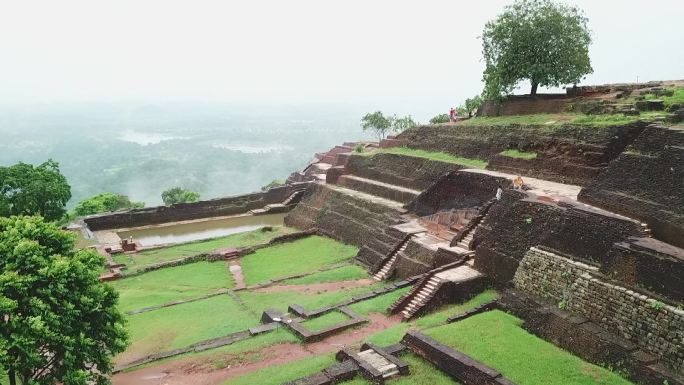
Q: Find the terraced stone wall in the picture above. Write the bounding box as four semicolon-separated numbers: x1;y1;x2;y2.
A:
407;171;507;217
345;153;464;190
84;184;306;230
513;247;684;372
284;183;405;269
398;122;646;185
579;125;684;248
474;190;643;284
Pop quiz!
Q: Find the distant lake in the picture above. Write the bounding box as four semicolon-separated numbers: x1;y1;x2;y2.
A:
212;142;294;153
119;130;190;145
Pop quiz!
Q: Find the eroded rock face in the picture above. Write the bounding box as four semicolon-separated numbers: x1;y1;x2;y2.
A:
579;125;684;248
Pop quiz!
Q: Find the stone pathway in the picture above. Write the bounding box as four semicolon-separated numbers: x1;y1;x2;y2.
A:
228;260;246;290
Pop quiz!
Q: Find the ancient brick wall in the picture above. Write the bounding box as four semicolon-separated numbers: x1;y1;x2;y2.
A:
513;247;684;372
407;171;507;217
474;190;643;285
579;125;684;248
478;94;572;117
345;153;464;190
284;183;405;269
83;184;308;230
398;122;646;186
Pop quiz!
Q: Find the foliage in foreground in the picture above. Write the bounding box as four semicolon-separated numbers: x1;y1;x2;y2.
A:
0;216;128;385
73;192;144;217
482;0;592;98
0;160;71;222
161;187;200;205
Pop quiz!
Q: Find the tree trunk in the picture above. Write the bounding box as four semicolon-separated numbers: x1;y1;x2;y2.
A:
530;81;539;96
9;368;16;385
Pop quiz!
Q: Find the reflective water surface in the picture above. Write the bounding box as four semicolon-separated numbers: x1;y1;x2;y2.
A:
118;213;286;246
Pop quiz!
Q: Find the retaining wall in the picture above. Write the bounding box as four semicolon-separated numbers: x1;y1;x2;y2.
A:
284;183;405;269
345;153;464;190
83;183;310;231
513;247;684;372
579;125;684;248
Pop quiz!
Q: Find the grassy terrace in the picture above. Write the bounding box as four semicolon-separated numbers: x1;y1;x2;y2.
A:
240;235;359;285
425;310;633;385
113;225;294;272
451;112;665;127
118;294;256;364
500;149;537;159
111;261;233;313
368;146;488;169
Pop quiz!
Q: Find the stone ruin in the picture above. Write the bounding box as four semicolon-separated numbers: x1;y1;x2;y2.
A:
282;117;684;384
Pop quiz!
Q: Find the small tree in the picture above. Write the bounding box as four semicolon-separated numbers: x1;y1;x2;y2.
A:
464;96;483;117
361;111;392;140
73;193;144;216
0;160;71;222
429;114;450;124
161;187;200;205
260;179;286;192
389;115;418;132
0;216;128;385
482;0;592;98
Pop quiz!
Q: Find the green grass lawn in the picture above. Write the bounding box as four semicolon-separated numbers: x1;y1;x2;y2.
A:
282;264;369;285
499;149;537;160
237;282;384;315
222;354;337;385
348;286;411;315
454;113;648;127
425;310;633;385
119;295;258;364
111;261;233;313
368;147;488;169
114;226;294;272
240;235;359;285
301;310;351;331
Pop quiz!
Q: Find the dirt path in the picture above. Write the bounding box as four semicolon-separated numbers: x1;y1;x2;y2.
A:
111;312;401;385
252;278;376;294
228;261;246;290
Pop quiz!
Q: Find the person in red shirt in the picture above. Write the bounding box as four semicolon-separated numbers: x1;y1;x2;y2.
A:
449;107;456;122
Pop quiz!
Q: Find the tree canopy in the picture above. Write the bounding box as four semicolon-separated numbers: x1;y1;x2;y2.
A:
161;187;201;205
73;193;144;217
429;114;450;124
0;160;71;222
481;0;592;97
361;111;419;140
0;216;128;385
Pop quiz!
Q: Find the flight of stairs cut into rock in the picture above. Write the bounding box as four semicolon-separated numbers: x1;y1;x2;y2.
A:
373;236;411;281
401;275;443;319
450;198;497;249
282;189;305;206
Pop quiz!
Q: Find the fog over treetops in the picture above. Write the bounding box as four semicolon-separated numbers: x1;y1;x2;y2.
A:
0;102;371;207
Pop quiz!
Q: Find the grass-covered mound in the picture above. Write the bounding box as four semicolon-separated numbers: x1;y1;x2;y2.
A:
425;310;633;385
111;261;233;313
240;235;359;285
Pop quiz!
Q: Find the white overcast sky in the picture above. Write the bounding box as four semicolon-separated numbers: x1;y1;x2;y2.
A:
0;0;682;116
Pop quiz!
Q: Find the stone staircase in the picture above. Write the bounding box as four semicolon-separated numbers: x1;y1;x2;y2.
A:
450;198;497;249
282;189;305;206
336;174;421;205
402;275;443;319
373;236;411;281
357;349;400;378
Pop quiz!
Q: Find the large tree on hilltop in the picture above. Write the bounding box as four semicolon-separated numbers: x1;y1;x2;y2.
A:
0;216;128;385
0;160;71;222
73;192;144;217
481;0;592;98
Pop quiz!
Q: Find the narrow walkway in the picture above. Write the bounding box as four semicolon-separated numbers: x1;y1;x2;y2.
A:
228;260;246;290
252;278;375;294
326;184;406;210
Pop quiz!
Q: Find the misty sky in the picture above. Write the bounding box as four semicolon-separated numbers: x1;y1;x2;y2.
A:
1;0;683;119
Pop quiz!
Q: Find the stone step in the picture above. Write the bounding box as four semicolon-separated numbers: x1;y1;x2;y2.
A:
337;174;421;205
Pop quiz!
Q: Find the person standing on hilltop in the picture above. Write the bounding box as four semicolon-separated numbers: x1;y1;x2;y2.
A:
449;107;457;122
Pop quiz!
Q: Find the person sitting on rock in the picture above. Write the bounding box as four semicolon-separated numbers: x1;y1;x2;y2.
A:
513;176;524;190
